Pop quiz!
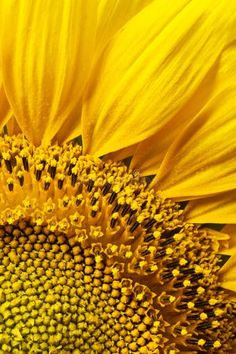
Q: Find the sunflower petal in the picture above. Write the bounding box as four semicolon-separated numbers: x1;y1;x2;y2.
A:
106;143;138;162
198;227;229;254
6;116;22;136
131;66;218;175
219;253;236;293
52;102;82;144
186;193;236;225
0;84;12;130
221;225;236;253
83;0;236;156
213;226;236;294
96;0;154;54
155;44;236;200
1;0;97;145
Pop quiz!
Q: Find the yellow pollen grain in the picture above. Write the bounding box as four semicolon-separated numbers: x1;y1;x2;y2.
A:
212;320;220;328
110;244;118;253
213;340;221;348
139;261;147;268
7;177;14;185
2;151;11;160
214;308;224;316
198;339;206;346
131;201;138;210
113;184;121;194
118;196;125;205
209;298;218;305
187;302;195;309
111;267;120;277
173;233;183;241
154;214;162;222
150;265;158;272
194;265;203;273
125;251;133;258
153;231;161;239
166;247;174;255
179;258;187;266
183;280;191;287
136;293;144;301
153;321;160;328
111;212;119;220
200;312;208;320
172;269;179;276
197;287;205;295
137;215;145;223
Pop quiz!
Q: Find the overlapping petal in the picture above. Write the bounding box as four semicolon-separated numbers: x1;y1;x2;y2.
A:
186;191;236;224
219;225;236;293
96;0;154;54
0;0;97;146
131;67;218;175
6;116;22;136
0;83;12;130
155;45;236;200
105;143;138;162
219;256;236;294
82;0;236;157
56;0;154;144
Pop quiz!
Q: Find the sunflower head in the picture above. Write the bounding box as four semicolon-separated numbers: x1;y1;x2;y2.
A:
0;1;236;353
0;135;235;353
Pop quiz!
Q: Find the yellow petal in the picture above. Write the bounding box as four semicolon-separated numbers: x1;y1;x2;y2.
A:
221;225;236;253
96;0;154;54
0;84;12;130
156;44;236;199
201;227;229;254
52;101;82;144
220;281;236;295
186;192;236;225
37;0;154;145
219;253;236;293
207;225;236;256
131;67;218;175
210;226;236;295
106;143;138;162
6;116;21;136
83;0;236;156
1;0;97;145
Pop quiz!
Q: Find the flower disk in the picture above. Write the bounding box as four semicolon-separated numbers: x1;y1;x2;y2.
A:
0;135;235;353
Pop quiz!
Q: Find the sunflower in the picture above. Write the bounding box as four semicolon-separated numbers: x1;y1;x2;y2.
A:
0;0;235;353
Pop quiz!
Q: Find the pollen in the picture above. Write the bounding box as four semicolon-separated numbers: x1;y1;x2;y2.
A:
198;339;206;346
200;312;208;320
213;340;221;348
0;135;235;353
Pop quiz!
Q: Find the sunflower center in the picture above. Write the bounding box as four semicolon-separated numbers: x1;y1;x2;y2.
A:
0;220;163;354
0;135;235;353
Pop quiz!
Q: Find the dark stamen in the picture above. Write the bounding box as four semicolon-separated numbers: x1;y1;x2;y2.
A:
36;169;42;181
87;179;94;192
109;192;117;204
22;157;29;171
5;159;12;173
58;179;64;189
102;182;111;195
71;174;77;186
130;221;140;232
